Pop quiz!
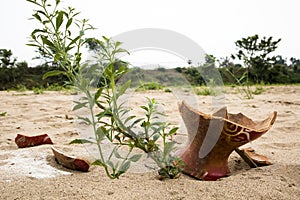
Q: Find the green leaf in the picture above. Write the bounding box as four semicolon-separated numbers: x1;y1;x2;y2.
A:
69;139;94;144
163;141;176;157
119;160;130;173
113;148;122;159
117;80;131;98
32;13;42;22
169;127;179;135
72;101;88;111
151;126;164;135
94;88;103;101
116;65;126;75
41;36;55;50
66;35;81;50
119;107;130;117
153;133;160;142
107;160;115;169
43;70;67;79
129;154;142;162
140;106;148;112
115;41;122;48
31;29;46;37
37;10;47;17
78;116;92;125
56;11;64;31
66;18;73;29
102;36;110;43
151;122;164;127
42;20;51;25
130;118;143;127
91;159;104;167
124;115;136;124
26;43;40;48
95;127;106;141
103;63;113;77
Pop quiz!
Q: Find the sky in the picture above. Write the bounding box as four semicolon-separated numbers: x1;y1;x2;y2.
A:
0;0;299;67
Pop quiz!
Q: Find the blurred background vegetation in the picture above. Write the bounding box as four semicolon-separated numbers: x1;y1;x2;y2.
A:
1;35;300;91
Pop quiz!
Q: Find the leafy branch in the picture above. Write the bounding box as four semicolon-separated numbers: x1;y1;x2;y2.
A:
27;0;94;81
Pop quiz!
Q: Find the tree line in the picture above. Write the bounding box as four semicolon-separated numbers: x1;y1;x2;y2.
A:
1;35;300;90
0;49;66;90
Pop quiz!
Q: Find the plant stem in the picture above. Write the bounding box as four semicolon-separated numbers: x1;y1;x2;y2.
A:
86;90;105;162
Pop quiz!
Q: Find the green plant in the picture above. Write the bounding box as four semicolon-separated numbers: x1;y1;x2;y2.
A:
45;83;70;91
135;81;164;91
27;0;182;179
27;0;137;179
104;97;183;178
90;43;183;178
224;68;253;99
252;85;266;95
16;84;27;92
0;112;7;117
164;88;172;93
140;98;183;179
33;87;44;94
194;86;215;96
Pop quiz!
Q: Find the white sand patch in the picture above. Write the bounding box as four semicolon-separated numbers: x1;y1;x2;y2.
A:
0;147;72;179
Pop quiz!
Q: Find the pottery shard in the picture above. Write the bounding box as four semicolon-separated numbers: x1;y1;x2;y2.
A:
15;133;53;148
51;147;90;172
241;147;272;166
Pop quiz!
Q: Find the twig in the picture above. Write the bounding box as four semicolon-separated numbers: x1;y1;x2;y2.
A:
234;148;258;168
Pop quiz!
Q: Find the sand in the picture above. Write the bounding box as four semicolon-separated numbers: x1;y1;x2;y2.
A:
0;86;299;199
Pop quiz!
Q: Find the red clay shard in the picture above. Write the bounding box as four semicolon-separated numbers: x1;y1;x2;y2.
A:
241;147;272;166
15;133;53;148
51;147;90;172
177;101;277;181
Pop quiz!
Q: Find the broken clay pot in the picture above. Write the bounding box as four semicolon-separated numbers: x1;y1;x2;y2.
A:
177;101;277;181
52;147;90;172
15;133;53;148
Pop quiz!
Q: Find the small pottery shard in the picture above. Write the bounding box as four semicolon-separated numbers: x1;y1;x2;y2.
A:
241;147;272;166
15;133;53;148
51;147;90;172
177;101;277;181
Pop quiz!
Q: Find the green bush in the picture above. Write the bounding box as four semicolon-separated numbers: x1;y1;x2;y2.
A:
136;82;164;91
194;86;217;96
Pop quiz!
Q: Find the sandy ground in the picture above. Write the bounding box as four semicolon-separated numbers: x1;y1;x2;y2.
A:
0;86;299;199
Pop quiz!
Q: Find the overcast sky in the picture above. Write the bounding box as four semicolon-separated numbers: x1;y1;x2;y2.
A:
1;0;299;67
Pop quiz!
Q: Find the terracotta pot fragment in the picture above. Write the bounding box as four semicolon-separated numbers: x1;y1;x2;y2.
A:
241;147;272;166
15;133;53;148
177;101;277;181
51;147;90;172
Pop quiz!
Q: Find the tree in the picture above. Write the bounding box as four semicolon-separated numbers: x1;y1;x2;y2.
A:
218;56;234;68
290;57;300;73
0;49;16;68
204;54;216;65
232;34;281;83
